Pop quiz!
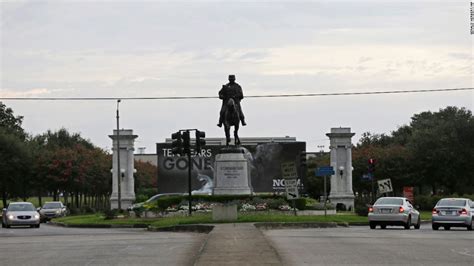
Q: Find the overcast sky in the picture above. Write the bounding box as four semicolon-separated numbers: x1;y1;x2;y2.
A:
1;0;473;153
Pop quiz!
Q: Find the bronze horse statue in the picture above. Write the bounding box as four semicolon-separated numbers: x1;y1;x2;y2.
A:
223;97;241;146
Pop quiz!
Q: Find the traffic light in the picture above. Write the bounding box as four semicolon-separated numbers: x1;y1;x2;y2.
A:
195;130;206;152
300;152;307;168
368;158;376;173
182;130;191;155
171;131;182;155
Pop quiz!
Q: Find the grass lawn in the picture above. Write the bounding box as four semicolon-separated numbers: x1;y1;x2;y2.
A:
54;214;155;225
54;211;369;228
420;211;432;221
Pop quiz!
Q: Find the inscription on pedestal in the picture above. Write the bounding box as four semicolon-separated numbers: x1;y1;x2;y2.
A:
213;150;252;195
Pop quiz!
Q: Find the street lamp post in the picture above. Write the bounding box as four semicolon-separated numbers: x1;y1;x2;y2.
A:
317;145;327;216
116;99;122;211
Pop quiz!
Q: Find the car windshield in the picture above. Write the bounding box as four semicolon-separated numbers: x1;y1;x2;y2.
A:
375;198;403;205
8;204;35;211
146;195;160;202
43;202;62;209
437;199;466;207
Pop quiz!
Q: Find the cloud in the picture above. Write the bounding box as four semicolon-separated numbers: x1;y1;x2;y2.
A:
0;88;51;97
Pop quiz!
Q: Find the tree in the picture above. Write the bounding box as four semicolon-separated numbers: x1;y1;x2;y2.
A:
0;102;25;139
0;131;32;206
134;160;158;196
407;107;474;194
33;129;111;209
353;106;474;197
0;102;31;205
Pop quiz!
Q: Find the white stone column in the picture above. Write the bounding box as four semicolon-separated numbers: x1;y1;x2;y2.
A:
109;129;138;210
326;128;355;211
346;147;353;194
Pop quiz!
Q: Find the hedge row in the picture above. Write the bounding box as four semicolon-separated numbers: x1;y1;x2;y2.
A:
145;195;334;212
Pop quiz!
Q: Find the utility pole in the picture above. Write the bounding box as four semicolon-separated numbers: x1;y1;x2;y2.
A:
116;99;121;211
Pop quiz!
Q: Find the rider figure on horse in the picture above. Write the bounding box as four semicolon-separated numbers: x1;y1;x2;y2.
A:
217;74;247;127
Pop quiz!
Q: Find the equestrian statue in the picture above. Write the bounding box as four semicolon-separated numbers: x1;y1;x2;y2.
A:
217;74;247;146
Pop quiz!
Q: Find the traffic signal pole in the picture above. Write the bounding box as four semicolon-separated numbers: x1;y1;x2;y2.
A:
187;140;192;216
171;129;206;217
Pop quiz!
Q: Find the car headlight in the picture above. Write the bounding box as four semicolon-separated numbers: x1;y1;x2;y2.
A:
56;210;61;214
34;214;40;219
8;215;14;220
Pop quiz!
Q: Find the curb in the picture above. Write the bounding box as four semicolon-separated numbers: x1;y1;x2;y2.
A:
148;224;214;234
254;222;344;230
48;221;149;229
348;220;432;226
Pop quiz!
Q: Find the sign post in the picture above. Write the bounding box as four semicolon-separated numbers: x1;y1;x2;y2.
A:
281;162;299;216
377;178;393;195
316;166;335;216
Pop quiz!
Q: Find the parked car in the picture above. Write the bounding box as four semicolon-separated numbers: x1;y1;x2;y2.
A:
38;201;68;222
368;197;421;229
127;193;185;211
2;202;41;228
431;198;474;231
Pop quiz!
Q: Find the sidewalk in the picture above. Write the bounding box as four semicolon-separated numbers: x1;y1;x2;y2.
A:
194;223;282;266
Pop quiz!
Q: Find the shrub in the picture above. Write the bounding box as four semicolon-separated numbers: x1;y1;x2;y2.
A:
293;198;307;210
83;206;95;214
266;198;287;210
155;196;183;212
416;195;443;210
336;203;347;212
134;194;149;204
355;204;369;216
104;209;118;220
354;197;371;216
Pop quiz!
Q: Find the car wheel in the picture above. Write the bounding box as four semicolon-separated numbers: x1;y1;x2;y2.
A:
404;215;411;229
36;224;40;228
381;225;386;229
414;217;421;229
432;223;439;230
1;221;5;228
444;226;450;230
467;219;473;231
369;222;376;229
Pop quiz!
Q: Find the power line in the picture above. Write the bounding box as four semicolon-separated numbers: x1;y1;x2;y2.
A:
0;87;472;101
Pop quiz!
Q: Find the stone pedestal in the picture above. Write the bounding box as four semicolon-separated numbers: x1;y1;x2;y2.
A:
109;129;138;210
212;204;238;221
326;128;355;211
213;147;252;195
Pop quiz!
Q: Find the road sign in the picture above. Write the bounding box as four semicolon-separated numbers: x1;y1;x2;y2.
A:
403;186;414;203
281;162;298;179
316;166;335;176
362;173;373;180
377;178;393;194
285;179;300;200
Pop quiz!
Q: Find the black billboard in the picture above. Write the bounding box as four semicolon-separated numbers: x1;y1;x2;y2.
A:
156;141;306;194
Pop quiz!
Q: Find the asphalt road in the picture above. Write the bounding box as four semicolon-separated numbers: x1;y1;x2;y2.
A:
0;224;206;266
2;223;474;265
264;226;474;265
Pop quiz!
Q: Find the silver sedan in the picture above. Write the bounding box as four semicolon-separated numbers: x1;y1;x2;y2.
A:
38;201;68;221
368;197;421;229
2;202;40;228
432;198;474;230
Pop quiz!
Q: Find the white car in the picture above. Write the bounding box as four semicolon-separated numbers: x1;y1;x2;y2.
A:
2;202;41;228
368;197;421;229
432;198;474;231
